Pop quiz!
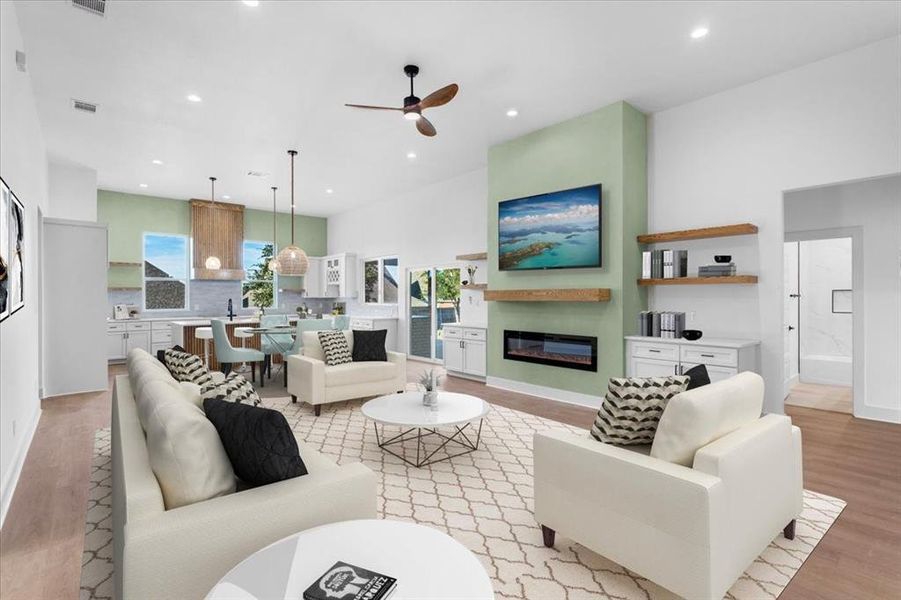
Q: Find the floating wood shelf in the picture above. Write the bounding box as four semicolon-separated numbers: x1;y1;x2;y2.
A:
637;275;758;286
108;261;142;267
108;286;141;291
637;223;758;244
485;288;611;302
456;252;488;261
461;283;487;291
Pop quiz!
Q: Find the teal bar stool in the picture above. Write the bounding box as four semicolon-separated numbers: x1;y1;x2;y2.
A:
260;314;293;380
211;319;266;386
332;315;350;330
283;318;333;389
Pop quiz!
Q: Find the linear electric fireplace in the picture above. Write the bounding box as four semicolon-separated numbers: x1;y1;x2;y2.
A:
503;330;598;372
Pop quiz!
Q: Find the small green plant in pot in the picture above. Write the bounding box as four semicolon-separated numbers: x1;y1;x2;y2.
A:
418;369;442;406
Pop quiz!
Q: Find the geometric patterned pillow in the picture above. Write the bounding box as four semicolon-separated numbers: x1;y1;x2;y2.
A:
590;375;690;446
317;330;353;366
163;349;214;388
201;372;261;406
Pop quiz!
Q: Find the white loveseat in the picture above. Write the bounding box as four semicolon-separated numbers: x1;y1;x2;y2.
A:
534;372;803;600
113;349;378;600
286;330;407;416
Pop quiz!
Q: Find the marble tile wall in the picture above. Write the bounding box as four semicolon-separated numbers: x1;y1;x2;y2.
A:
799;237;853;359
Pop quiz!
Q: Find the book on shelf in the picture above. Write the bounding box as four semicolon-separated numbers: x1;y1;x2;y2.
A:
303;562;397;600
698;263;737;277
641;249;688;279
675;250;688;277
637;311;686;339
642;251;652;279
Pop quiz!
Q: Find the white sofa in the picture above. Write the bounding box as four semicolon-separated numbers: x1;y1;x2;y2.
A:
534;372;803;600
287;330;407;416
113;349;378;600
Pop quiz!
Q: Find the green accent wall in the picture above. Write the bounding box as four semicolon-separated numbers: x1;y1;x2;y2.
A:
487;101;647;396
97;190;327;289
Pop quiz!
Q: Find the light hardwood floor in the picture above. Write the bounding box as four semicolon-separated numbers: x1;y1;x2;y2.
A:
1;363;899;599
785;381;853;414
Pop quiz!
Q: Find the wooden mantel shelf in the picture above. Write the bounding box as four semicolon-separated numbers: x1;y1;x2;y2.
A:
637;223;758;244
461;283;488;291
456;252;488;261
638;275;758;286
485;288;611;302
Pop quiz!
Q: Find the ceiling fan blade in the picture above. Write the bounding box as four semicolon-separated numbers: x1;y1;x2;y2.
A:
416;115;437;137
345;103;404;111
419;84;459;110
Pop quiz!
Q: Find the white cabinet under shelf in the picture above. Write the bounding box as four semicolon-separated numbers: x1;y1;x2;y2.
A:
625;336;759;382
107;320;167;361
443;325;487;379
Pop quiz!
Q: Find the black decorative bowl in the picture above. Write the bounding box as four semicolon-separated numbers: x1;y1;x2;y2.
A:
714;255;732;263
682;329;703;341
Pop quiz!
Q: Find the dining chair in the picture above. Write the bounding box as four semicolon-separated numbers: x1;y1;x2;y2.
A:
210;319;266;386
332;315;350;330
260;314;293;379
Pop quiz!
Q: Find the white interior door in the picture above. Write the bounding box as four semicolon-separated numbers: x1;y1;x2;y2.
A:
783;242;800;396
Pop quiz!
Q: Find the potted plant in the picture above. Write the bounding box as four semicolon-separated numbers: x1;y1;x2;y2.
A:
418;369;442;406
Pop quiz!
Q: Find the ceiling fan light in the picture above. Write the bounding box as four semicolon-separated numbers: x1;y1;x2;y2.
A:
404;111;421;121
276;245;309;276
205;255;222;270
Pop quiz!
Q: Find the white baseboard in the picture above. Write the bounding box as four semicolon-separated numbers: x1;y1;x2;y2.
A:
0;407;42;530
856;404;901;424
486;376;602;409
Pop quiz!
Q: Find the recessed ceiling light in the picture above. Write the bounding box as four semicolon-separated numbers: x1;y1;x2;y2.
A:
690;26;709;39
222;195;231;199
506;108;519;118
139;183;148;188
242;0;260;6
186;93;202;103
151;159;163;165
326;188;334;194
407;152;417;160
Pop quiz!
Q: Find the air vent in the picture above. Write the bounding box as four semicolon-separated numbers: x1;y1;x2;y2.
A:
71;0;106;16
247;171;270;177
72;99;98;114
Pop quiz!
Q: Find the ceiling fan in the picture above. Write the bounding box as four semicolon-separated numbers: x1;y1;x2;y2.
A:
345;65;458;137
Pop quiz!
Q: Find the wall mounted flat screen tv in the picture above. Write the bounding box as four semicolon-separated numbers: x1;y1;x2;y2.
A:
498;184;601;271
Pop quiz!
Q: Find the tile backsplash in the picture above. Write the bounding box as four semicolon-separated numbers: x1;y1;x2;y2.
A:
107;280;339;319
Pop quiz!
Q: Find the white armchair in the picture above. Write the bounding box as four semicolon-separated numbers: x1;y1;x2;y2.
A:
287;330;407;416
534;372;803;600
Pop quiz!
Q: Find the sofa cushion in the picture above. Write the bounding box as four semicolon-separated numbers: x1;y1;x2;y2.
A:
683;363;711;390
352;329;388;362
142;380;236;509
317;330;353;366
163;349;214;387
325;361;397;388
201;372;261;406
204;398;308;487
651;371;765;466
302;330;353;362
590;376;689;445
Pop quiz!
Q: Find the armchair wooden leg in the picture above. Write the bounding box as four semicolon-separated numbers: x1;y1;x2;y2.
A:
291;395;297;403
541;525;555;548
783;519;796;540
314;405;321;417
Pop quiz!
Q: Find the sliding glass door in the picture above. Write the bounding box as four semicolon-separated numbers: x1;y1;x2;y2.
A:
408;266;461;361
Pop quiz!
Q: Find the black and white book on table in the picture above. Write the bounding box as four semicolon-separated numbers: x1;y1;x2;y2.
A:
303;562;397;600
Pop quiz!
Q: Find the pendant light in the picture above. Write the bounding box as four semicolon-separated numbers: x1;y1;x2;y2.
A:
275;149;309;275
204;176;222;270
267;186;280;272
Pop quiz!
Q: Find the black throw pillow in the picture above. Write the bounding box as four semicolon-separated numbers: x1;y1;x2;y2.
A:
203;398;307;486
352;329;388;362
683;363;711;390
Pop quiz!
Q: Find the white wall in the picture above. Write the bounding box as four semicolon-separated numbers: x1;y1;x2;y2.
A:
785;175;901;422
328;169;488;353
48;160;97;221
0;1;50;526
648;36;901;416
799;237;853;386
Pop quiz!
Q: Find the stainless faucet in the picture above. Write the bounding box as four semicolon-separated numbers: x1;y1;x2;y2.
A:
227;298;235;321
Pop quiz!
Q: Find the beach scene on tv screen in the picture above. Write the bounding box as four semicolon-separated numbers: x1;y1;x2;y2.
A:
498;185;600;270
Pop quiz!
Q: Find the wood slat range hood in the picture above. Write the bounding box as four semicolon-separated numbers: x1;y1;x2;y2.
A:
191;199;245;280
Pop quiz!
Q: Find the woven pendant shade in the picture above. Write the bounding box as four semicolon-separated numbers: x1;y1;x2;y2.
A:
275;149;308;276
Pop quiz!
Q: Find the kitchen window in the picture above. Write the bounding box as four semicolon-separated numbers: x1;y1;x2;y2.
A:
143;233;189;310
364;256;399;304
242;240;276;308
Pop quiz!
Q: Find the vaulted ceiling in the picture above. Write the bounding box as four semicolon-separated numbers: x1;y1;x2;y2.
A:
13;1;900;215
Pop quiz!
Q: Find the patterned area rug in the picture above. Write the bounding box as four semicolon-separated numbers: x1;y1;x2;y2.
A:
81;398;845;599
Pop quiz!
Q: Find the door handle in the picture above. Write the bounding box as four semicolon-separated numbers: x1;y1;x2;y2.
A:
789;293;800;298
787;325;795;331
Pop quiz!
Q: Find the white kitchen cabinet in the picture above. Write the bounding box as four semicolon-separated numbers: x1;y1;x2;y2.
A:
304;253;356;298
625;336;759;381
107;320;158;361
349;317;398;352
443;325;487;380
107;332;127;361
126;331;151;354
302;257;324;297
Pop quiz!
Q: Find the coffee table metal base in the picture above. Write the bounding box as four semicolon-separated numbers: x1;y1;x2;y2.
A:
373;420;483;468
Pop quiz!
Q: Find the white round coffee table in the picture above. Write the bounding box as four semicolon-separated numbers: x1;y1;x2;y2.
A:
362;391;490;468
206;519;493;600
